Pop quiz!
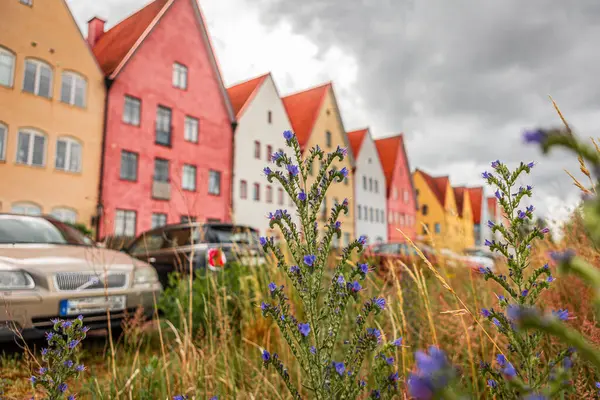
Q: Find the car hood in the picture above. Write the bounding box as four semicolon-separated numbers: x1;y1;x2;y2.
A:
0;244;143;272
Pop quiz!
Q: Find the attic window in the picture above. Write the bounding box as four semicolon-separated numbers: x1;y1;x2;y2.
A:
20;0;33;6
325;131;332;148
326;109;331;115
172;62;188;89
368;158;372;164
267;111;272;124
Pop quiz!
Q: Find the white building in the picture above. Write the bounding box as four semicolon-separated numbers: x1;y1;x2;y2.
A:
347;128;388;244
228;73;298;236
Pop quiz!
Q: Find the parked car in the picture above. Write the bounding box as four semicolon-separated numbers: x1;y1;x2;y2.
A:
364;242;437;272
0;214;162;342
126;222;265;288
462;247;496;272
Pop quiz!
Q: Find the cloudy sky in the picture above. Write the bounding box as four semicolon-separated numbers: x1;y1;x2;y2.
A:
66;0;598;223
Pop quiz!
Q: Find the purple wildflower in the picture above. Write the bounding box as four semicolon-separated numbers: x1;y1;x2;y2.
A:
68;340;80;349
350;281;362;292
503;362;516;379
366;328;382;343
58;383;68;393
521;289;529;297
374;297;386;310
492;318;501;327
358;263;369;274
283;130;294;140
271;151;283;162
41;348;48;356
336;145;348;157
482;171;492;179
298;191;306;201
481;308;491;317
495;189;502;199
29;376;36;384
487;220;495;229
287;164;299;176
552;309;569;321
173;396;187;400
259;237;267;246
298;323;310;337
303;254;316;267
340;167;349;178
260;302;269;312
523;129;547;144
262;349;271;362
392;337;403;346
75;364;85;372
550;249;575;264
310;346;316;354
337;275;345;286
263;167;272;176
289;265;300;274
358;236;367;245
518;210;527;219
527;161;535;169
487;379;497;388
386;357;394;365
491;160;500;169
333;361;345;376
38;367;47;374
496;354;507;367
45;332;54;341
62;320;72;328
541;227;550;234
547;275;554;283
64;360;73;368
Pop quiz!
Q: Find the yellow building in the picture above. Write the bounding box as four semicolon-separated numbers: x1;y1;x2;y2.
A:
413;169;464;251
283;83;355;246
0;0;105;227
453;187;476;250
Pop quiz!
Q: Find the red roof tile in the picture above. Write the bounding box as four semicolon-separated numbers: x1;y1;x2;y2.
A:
417;169;449;207
466;187;484;224
227;73;269;118
347;129;368;159
93;0;169;76
375;136;400;190
282;83;330;149
453;187;467;217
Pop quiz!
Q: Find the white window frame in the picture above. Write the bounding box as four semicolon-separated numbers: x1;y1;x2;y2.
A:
0;47;16;88
23;59;53;98
151;213;167;229
60;71;87;107
123;95;141;126
16;128;46;166
184;116;198;143
0;122;6;161
182;164;197;191
403;189;409;203
20;0;33;5
172;62;188;89
51;207;78;223
55;137;82;173
208;170;221;195
114;209;136;237
11;202;41;216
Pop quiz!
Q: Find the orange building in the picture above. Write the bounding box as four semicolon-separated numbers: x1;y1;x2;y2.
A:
0;0;105;226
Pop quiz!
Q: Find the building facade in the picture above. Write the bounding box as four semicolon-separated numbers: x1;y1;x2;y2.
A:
375;135;417;243
0;0;105;226
465;187;488;247
454;187;475;249
347;128;387;244
90;0;235;238
283;83;355;247
227;73;298;236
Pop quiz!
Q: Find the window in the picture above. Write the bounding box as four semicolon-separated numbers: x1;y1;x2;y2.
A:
325;131;332;148
435;223;441;234
240;180;247;199
23;59;52;98
156;106;172;145
60;71;86;107
332;235;339;248
0;123;6;161
393;187;398;200
399;213;405;227
123;96;141;126
208;170;221;195
266;185;273;203
374;180;378;193
388;213;393;224
184;116;199;143
358;205;361;220
151;213;167;229
154;158;169;182
254;141;260;159
11;202;41;216
369;178;373;192
182;164;196;191
16;129;46;166
422;204;429;216
267;111;272;123
0;47;15;87
363;176;367;190
120;150;138;181
343;232;351;246
51;207;77;223
114;210;136;236
278;188;284;205
375;209;379;223
55;137;82;172
370;207;374;222
181;216;197;223
172;62;188;89
344;177;349;186
266;145;272;161
20;0;33;5
253;183;260;201
403;189;409;204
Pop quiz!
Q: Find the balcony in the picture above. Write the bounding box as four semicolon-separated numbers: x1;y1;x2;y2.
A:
152;180;171;200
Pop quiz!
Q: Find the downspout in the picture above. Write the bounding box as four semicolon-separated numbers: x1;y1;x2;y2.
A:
95;77;112;242
229;120;238;222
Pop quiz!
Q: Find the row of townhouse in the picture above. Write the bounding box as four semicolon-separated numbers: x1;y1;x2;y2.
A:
0;0;496;250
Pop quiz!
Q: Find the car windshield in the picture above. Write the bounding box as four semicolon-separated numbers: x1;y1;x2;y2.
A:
208;226;260;244
0;215;93;246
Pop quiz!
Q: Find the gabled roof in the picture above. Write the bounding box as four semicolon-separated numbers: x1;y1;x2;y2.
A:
347;128;368;159
453;187;468;217
282;83;330;149
466;187;484;224
227;73;270;118
375;134;417;206
416;169;449;207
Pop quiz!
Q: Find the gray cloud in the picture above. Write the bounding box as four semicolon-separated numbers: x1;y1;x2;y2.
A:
258;0;600;216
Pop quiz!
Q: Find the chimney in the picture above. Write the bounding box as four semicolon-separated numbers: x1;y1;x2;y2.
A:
87;17;106;47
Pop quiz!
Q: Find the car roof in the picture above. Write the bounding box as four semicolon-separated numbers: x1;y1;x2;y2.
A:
139;222;258;236
0;213;58;222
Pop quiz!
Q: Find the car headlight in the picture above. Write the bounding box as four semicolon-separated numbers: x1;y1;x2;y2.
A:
134;268;158;286
0;271;35;290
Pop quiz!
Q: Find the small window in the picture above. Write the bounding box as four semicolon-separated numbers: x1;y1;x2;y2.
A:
114;209;136;236
404;189;409;204
123;96;141;126
240;180;247;199
343;232;351;246
254;141;260;159
151;213;167;229
0;47;16;87
60;71;86;107
120;150;138;181
344;177;349;186
0;122;7;161
181;216;197;223
51;207;77;224
172;62;188;89
55;137;82;173
422;204;429;216
253;183;260;201
388;213;393;224
325;131;332;148
358;205;362;220
11;202;41;216
266;145;272;161
184;116;199;143
208;170;221;195
393;187;398;200
399;213;405;227
182;164;197;191
363;176;367;190
278;188;284;205
435;223;441;234
16;129;46;166
369;178;373;192
266;185;273;203
20;0;33;5
23;59;53;98
154;158;169;182
156;106;172;146
267;111;272;124
370;207;374;222
374;180;378;193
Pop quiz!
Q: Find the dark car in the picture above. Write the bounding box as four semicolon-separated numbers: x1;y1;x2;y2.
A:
126;222;265;287
365;242;438;272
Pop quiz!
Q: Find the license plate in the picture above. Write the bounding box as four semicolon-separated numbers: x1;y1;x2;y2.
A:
59;295;126;317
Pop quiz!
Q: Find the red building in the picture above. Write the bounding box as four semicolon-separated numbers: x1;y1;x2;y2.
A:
375;134;417;242
88;0;235;238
